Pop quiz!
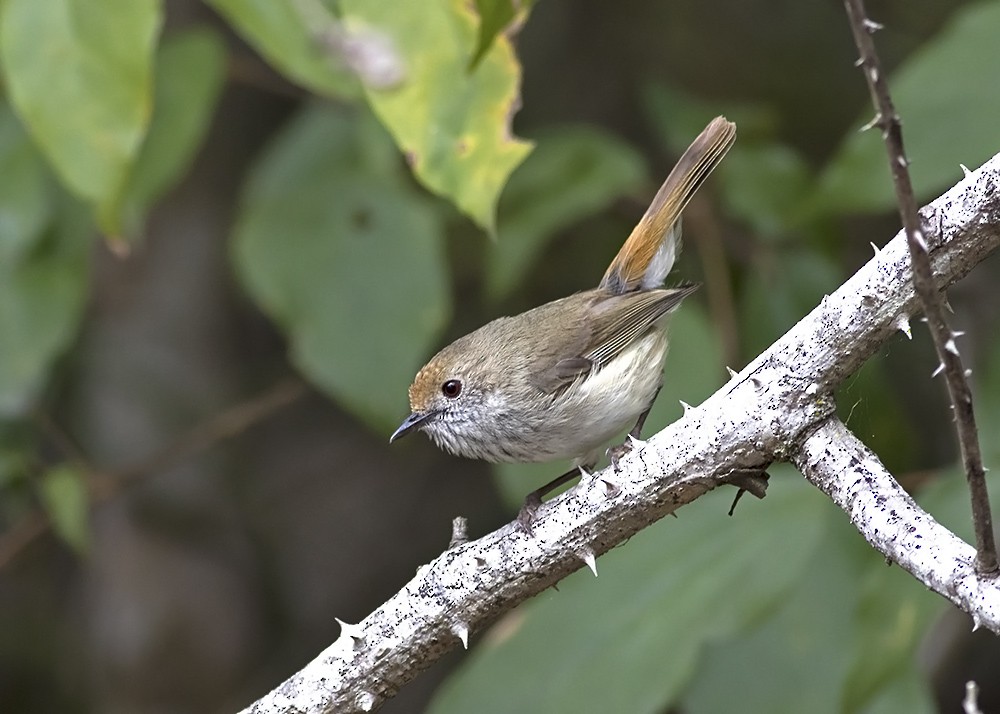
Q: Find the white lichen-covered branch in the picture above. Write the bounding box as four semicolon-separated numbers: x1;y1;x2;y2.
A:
796;418;1000;630
240;154;1000;714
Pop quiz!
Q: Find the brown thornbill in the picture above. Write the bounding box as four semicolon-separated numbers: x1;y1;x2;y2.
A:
392;117;736;528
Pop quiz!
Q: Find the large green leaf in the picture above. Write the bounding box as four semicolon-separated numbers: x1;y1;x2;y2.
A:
340;0;533;233
0;104;52;263
486;126;646;299
232;105;450;429
682;513;869;714
431;475;827;714
818;1;1000;213
0;198;92;417
115;27;227;241
841;551;946;712
0;0;162;220
204;0;359;98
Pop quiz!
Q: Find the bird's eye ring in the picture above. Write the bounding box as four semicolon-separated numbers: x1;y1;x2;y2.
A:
441;379;462;398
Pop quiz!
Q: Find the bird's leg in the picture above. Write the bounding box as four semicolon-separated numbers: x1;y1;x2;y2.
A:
723;468;771;515
607;387;661;471
517;465;592;535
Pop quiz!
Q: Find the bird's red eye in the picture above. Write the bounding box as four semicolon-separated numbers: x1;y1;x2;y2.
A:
442;379;462;398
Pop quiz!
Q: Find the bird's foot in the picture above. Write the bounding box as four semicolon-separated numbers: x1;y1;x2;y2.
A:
723;468;771;516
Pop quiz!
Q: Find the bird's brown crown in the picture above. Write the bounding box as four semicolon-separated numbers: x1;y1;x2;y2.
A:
407;354;452;412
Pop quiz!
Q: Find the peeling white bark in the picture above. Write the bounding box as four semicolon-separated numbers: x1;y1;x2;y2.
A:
240;155;1000;714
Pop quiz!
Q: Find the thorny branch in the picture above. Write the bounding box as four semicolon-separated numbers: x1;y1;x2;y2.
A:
795;418;1000;627
241;156;1000;714
843;0;998;573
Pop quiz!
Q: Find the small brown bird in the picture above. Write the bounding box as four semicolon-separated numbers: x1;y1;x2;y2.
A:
391;117;736;526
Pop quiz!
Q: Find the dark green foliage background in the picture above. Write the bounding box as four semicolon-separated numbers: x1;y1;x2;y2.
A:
1;1;999;713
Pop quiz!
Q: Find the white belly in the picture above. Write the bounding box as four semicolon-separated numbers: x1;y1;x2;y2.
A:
533;330;668;465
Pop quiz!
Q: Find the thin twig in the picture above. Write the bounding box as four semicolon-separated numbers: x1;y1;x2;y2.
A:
0;378;307;570
843;0;998;574
90;377;308;498
32;409;93;472
0;512;48;571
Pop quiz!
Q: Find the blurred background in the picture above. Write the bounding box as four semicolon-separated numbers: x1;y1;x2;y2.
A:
1;0;1000;712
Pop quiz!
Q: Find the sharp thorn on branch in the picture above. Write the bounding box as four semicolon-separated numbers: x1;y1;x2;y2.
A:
600;478;621;498
860;112;882;132
577;547;598;577
894;314;912;340
451;621;470;649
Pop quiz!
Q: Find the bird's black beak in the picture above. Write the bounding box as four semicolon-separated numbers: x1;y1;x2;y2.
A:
390;410;436;443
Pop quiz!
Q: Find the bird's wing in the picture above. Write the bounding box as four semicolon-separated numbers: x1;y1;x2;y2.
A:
528;285;698;394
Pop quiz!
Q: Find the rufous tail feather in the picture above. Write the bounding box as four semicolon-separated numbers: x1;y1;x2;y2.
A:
601;116;736;294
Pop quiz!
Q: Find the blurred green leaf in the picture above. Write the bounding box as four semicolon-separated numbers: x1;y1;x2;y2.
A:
39;464;90;554
487;126;646;299
644;299;725;431
431;477;827;714
232;105;450;429
204;0;359;98
341;0;533;233
0;447;28;490
718;143;813;240
860;668;935;714
492;302;721;508
0;198;92;417
836;359;919;474
739;248;842;358
972;332;1000;467
643;83;780;155
115;27;227;241
0;0;161;222
818;1;1000;213
645;83;815;240
0;104;52;263
841;553;945;712
683;509;867;714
